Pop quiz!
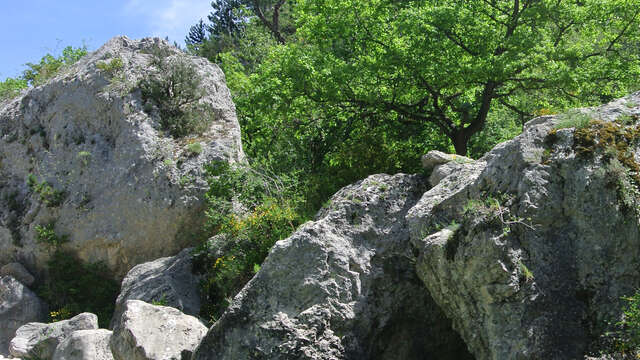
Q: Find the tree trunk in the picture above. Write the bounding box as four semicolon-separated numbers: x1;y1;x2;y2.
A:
451;130;470;156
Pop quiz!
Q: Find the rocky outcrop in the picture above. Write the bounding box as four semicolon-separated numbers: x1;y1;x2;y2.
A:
9;313;98;359
52;329;114;360
110;247;200;327
193;174;473;360
194;93;640;359
0;276;47;356
110;300;207;360
408;94;640;359
0;36;244;277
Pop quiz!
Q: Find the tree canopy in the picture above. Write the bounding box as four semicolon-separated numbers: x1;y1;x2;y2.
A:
188;0;640;211
280;0;640;155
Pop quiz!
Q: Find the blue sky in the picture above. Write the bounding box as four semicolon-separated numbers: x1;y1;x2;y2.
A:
0;0;212;80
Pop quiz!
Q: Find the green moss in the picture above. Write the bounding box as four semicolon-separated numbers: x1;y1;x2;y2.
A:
572;120;640;215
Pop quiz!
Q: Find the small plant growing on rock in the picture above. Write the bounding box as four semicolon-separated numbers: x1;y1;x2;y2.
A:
186;142;203;155
96;57;124;76
77;151;91;166
34;223;69;248
27;174;66;207
519;261;534;282
606;289;640;356
554;111;593;130
139;56;210;138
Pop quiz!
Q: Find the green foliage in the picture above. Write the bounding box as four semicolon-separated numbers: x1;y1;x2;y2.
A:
34;223;68;248
77;151;92;166
518;261;535;283
151;294;168;306
27;174;66;207
286;0;640;155
37;249;119;328
96;57;124;76
1;45;86;101
0;77;28;100
140;56;211;138
554;111;593;130
22;46;88;86
193;161;305;322
617;290;640;353
186;142;203;155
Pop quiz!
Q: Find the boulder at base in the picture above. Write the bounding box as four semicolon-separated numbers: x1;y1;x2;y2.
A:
0;36;245;278
110;248;200;328
110;300;207;360
9;312;98;359
195;93;640;359
0;276;47;356
193;174;473;360
52;329;114;360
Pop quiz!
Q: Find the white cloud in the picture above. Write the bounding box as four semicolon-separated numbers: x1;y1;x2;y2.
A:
123;0;211;44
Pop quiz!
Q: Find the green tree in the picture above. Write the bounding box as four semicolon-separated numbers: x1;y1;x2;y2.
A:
275;0;640;155
0;77;28;100
22;46;88;86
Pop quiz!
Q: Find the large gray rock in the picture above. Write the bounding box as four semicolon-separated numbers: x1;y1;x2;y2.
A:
0;36;245;277
9;313;98;359
193;174;473;360
110;300;207;360
110;248;200;328
0;263;34;287
0;276;47;356
52;329;114;360
408;93;640;359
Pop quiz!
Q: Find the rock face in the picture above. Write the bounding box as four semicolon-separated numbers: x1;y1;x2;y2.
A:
0;276;47;356
52;329;114;360
9;312;98;359
0;36;244;277
193;174;473;360
110;248;200;328
407;94;640;359
110;300;207;360
194;93;640;359
0;263;35;286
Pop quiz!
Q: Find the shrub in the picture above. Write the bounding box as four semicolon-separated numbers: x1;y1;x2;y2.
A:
37;249;119;328
140;56;210;138
96;57;124;76
193;161;306;322
0;77;28;100
27;174;66;207
34;223;68;248
606;289;640;356
186;142;203;155
22;46;88;86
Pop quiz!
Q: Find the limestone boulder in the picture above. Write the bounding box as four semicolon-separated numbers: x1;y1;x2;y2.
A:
0;36;245;278
110;248;200;327
9;313;98;359
110;300;207;360
52;329;114;360
193;174;473;360
0;276;47;356
408;93;640;359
